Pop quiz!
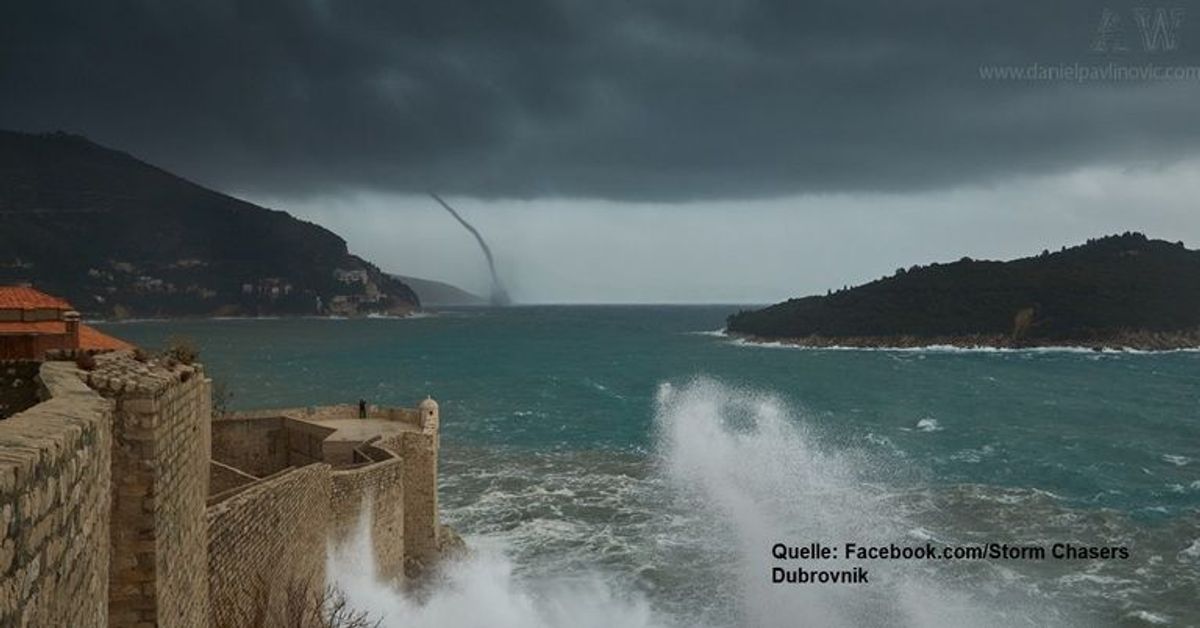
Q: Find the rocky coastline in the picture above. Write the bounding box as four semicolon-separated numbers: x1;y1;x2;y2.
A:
727;328;1200;352
725;235;1200;351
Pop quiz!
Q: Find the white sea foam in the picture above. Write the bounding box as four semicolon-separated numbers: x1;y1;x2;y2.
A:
1161;454;1191;466
916;417;943;432
724;337;1200;354
366;311;435;319
1178;539;1200;561
327;511;666;628
1125;610;1172;625
907;527;940;542
686;329;729;337
950;444;995;464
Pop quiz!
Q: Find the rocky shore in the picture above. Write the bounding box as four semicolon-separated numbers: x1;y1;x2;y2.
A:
725;235;1200;352
727;329;1200;351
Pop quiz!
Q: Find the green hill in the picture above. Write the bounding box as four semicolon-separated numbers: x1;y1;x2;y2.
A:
0;130;418;318
726;233;1200;349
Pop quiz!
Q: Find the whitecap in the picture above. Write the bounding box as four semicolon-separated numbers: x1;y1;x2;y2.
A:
906;527;939;542
1125;610;1172;625
1178;539;1200;561
916;418;942;432
950;445;995;464
1057;572;1136;586
685;329;728;337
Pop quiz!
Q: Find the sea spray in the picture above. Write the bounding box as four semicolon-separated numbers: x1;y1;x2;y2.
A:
326;509;667;628
328;378;1068;628
652;378;1061;628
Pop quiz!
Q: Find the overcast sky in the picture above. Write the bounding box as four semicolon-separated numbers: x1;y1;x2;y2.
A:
4;0;1200;302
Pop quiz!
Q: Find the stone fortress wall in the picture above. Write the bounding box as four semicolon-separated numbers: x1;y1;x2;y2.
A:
0;361;112;628
206;463;332;627
0;350;447;627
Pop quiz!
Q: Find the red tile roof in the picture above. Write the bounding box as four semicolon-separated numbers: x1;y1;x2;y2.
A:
0;286;71;310
0;321;132;350
79;324;134;351
0;286;134;352
0;321;67;335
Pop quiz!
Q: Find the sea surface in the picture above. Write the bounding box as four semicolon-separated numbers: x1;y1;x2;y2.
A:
99;306;1200;627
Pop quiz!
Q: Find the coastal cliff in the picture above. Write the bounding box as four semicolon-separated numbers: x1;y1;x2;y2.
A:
726;233;1200;350
0;130;418;318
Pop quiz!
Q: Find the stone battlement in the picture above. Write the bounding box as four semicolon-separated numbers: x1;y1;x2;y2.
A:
215;402;432;470
224;403;427;429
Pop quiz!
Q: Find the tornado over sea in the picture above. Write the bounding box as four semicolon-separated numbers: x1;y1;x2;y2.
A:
430;193;511;306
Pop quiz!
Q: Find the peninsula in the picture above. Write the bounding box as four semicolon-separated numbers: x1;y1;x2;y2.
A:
0;130;419;319
726;233;1200;350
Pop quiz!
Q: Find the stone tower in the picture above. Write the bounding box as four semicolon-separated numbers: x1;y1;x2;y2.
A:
399;397;440;573
419;396;439;439
88;357;212;627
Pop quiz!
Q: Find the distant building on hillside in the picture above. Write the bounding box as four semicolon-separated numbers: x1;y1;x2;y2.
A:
0;286;132;359
333;268;369;284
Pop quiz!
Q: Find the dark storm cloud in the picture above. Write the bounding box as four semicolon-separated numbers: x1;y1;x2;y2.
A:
3;0;1200;200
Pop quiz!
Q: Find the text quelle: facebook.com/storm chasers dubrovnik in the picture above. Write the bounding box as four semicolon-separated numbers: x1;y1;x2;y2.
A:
771;542;1131;585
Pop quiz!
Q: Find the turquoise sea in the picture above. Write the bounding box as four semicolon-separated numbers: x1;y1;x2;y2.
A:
100;306;1200;627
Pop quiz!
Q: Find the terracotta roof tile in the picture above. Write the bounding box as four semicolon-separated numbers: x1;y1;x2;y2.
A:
0;320;134;351
0;321;67;335
0;286;71;310
79;325;134;351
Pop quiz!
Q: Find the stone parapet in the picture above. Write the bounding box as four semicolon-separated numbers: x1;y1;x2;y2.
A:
0;361;112;627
